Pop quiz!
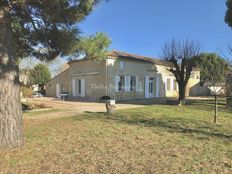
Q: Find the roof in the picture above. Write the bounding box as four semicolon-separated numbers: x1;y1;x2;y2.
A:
68;58;90;64
68;50;172;66
107;50;172;66
46;67;70;83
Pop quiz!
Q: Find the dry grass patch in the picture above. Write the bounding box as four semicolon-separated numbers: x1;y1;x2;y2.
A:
0;98;232;173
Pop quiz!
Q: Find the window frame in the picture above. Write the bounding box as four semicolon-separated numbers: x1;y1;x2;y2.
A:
118;75;125;92
119;61;125;70
130;76;136;92
78;80;81;94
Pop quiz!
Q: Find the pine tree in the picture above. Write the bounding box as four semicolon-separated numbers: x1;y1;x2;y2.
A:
0;0;103;148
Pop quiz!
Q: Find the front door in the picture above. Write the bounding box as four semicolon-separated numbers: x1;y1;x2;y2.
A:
145;76;155;98
73;79;85;97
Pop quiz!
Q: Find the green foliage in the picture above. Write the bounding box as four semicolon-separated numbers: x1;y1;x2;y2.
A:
1;0;103;61
225;0;232;28
195;53;229;86
30;64;51;85
76;32;111;60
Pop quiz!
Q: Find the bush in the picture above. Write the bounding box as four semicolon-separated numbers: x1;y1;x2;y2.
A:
22;102;50;111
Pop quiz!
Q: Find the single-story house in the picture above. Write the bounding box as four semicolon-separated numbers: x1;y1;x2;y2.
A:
46;50;204;101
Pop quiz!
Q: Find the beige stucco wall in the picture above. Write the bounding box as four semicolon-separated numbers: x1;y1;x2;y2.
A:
186;70;201;96
107;58;201;100
46;57;202;101
69;59;107;100
107;58;180;100
156;65;179;97
46;69;70;97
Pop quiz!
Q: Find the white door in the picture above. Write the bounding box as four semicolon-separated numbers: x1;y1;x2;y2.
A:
56;83;61;98
145;76;154;98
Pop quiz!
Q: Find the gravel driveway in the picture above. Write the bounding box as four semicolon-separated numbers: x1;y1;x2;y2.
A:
25;97;145;120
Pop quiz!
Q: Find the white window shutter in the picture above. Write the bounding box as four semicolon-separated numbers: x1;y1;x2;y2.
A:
72;80;76;97
125;75;131;92
125;76;128;92
156;76;159;97
170;79;174;91
81;79;85;97
115;75;119;92
120;62;125;70
145;76;149;98
171;79;174;91
164;78;167;91
136;76;139;92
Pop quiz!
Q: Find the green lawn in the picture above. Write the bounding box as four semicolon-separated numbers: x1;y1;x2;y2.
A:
1;99;232;173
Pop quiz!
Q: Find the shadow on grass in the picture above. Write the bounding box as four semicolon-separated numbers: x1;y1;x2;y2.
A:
187;98;232;114
72;111;232;141
188;99;226;107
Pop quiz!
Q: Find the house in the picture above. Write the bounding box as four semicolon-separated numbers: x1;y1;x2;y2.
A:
46;50;203;101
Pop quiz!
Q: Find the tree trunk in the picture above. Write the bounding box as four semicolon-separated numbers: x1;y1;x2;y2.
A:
178;83;186;105
0;66;24;148
0;12;24;148
214;95;218;124
39;84;45;95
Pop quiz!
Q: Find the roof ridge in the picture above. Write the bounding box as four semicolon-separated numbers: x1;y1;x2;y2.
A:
107;50;172;66
114;50;156;59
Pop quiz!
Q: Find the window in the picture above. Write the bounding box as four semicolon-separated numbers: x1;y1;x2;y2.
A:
149;77;154;94
118;75;125;91
166;79;171;91
130;76;136;91
60;85;63;93
78;80;81;94
173;80;177;91
120;61;125;70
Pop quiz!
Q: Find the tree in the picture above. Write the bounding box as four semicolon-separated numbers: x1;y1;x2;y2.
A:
161;39;201;105
195;53;229;123
225;0;232;28
30;64;51;95
73;32;111;60
0;0;103;148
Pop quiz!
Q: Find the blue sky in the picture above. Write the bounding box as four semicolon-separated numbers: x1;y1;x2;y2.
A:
79;0;232;58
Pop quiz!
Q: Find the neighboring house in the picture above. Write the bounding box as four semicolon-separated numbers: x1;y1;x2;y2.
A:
46;50;203;101
32;84;39;93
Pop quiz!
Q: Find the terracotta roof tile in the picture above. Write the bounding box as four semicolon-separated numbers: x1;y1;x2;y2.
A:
68;50;172;66
107;50;172;66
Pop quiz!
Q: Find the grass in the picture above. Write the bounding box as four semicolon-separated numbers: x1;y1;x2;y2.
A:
0;98;232;173
24;108;63;117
